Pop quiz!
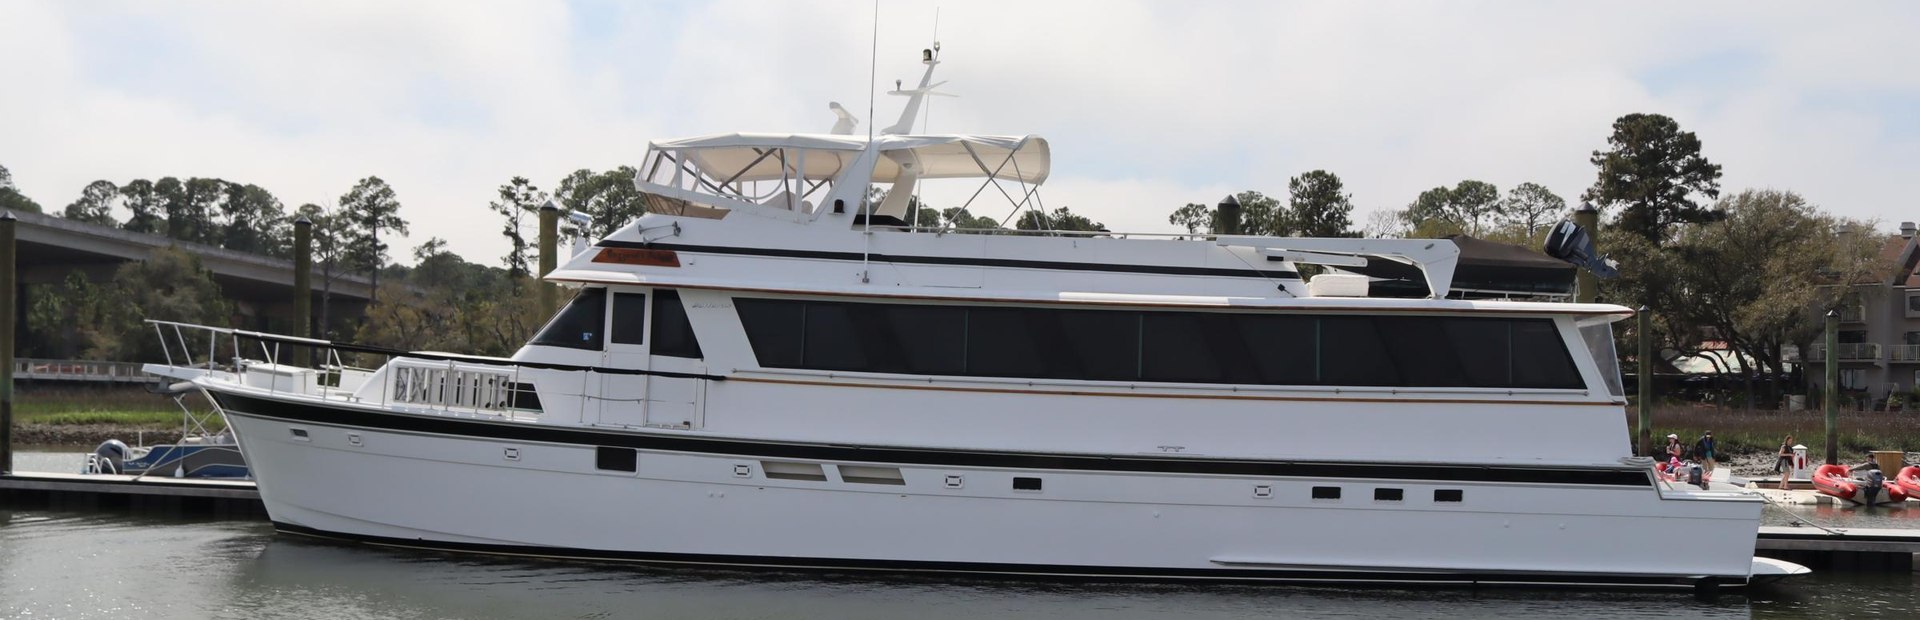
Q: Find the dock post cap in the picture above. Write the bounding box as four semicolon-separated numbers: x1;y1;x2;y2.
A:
0;210;14;221
1825;309;1837;317
540;200;561;212
1575;201;1598;213
294;215;312;225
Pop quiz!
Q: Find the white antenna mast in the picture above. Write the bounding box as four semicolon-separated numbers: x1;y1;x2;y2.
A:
921;8;940;133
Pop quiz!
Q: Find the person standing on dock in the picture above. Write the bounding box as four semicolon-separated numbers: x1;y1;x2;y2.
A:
1774;435;1795;474
1694;431;1717;473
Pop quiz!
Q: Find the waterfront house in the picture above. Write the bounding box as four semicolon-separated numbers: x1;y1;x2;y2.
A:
1808;221;1920;408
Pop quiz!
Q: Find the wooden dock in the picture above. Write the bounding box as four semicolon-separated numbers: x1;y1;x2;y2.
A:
1757;525;1920;572
0;472;264;517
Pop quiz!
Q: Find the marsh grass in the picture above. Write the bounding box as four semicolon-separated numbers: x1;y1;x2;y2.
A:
13;385;217;430
1633;405;1920;457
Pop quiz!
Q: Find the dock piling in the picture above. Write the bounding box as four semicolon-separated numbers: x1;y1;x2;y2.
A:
1;212;14;475
1572;202;1599;304
538;201;559;312
292;215;312;364
1637;305;1652;457
1824;309;1838;465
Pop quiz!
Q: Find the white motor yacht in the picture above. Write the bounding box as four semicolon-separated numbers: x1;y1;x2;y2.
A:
144;46;1802;589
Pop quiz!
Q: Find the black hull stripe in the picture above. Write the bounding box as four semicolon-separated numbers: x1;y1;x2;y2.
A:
601;240;1303;281
212;391;1652;487
271;521;1725;588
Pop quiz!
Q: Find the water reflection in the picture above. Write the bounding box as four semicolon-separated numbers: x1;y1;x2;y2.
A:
6;509;1915;619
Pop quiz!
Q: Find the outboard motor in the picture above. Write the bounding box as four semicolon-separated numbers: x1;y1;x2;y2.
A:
1543;221;1620;279
91;439;130;475
1687;462;1706;489
1863;466;1886;506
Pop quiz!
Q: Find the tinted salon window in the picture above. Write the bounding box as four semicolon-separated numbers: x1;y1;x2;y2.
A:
651;290;704;358
530;287;607;350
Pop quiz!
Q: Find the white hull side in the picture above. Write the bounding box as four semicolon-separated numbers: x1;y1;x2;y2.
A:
225;405;1761;585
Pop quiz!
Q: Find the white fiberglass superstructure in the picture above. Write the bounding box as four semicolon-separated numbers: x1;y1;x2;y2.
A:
145;47;1797;589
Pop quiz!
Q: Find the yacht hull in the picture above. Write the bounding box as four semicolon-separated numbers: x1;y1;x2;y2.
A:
217;391;1765;588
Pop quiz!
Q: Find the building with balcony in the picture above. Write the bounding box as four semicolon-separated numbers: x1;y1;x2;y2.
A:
1812;221;1920;404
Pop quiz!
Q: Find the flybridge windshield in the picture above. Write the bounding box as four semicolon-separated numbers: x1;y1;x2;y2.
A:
638;141;852;216
634;134;1052;221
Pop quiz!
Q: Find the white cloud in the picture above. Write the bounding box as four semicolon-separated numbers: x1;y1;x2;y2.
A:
1;0;1915;267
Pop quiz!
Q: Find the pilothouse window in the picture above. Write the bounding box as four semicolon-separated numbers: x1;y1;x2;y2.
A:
651;290;704;359
530;287;607;351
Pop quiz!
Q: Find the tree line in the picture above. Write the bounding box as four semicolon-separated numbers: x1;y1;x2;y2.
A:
1153;113;1877;408
2;164;653;360
5;111;1892;403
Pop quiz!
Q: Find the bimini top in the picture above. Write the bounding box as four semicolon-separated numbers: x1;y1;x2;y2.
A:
649;132;1050;184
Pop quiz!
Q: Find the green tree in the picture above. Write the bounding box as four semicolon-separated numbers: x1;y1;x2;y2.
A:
1601;189;1880;406
338;176;408;301
554;167;648;239
297;203;356;337
0;164;45;213
489;176;547;276
1287;170;1356;237
62;180;120;225
219;183;288;256
24;271;109;358
1234;191;1286;236
940;207;1004;232
162;177;226;244
98;246;233;361
1403;180;1499;237
1586;113;1724;244
1015;206;1107;233
1496;182;1566;246
120;179;165;234
1168;202;1211;235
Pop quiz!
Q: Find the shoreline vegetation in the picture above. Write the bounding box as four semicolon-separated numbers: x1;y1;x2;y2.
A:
13;385;215;447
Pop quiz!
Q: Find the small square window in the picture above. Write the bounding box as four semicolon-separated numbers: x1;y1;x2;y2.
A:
1374;488;1403;502
1311;486;1341;500
595;446;637;472
1435;489;1464;503
1013;477;1043;491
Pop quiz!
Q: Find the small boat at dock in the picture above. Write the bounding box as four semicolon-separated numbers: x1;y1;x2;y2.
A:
81;381;250;479
1812;464;1906;506
1896;466;1920;501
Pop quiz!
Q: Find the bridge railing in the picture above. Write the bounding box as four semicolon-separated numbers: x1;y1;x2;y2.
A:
15;358;151;383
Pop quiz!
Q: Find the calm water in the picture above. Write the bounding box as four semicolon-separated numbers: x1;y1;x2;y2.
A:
6;449;1919;619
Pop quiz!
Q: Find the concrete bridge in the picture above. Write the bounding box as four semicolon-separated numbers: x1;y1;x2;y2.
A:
12;210;373;334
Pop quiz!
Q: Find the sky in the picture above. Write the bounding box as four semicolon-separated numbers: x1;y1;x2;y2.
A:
1;0;1916;264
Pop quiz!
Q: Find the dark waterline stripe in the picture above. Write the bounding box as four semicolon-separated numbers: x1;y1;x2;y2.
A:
598;240;1303;280
212;391;1651;487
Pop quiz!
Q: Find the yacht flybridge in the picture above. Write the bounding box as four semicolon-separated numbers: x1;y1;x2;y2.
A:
144;47;1801;589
